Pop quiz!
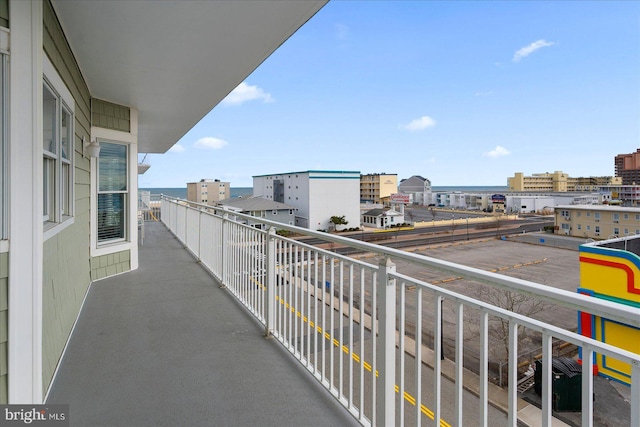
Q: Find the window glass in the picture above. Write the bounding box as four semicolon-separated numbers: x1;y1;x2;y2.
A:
99;143;127;192
43;84;56;154
97;142;127;243
42;76;74;225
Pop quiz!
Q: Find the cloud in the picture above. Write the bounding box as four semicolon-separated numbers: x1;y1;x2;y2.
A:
168;144;185;153
400;116;436;131
483;145;511;158
474;91;493;97
513;40;555;62
221;82;273;106
194;137;228;150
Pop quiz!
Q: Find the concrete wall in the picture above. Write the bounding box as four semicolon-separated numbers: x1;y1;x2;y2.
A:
41;0;92;394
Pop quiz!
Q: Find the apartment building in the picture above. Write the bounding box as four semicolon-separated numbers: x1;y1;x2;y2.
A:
253;170;360;230
187;179;230;205
615;148;640;185
508;171;621;192
360;173;398;203
554;205;640;239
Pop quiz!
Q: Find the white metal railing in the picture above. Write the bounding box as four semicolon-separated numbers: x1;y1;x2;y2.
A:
161;196;640;427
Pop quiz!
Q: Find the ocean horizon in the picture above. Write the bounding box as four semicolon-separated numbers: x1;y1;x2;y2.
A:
140;185;508;200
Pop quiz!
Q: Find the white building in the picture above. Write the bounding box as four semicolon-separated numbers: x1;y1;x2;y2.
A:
253;170;360;230
362;208;405;229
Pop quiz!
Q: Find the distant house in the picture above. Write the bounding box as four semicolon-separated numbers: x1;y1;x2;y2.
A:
362;208;404;229
218;197;296;229
398;175;431;205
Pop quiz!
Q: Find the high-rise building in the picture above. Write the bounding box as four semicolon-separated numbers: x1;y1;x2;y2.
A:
615;149;640;185
187;179;230;205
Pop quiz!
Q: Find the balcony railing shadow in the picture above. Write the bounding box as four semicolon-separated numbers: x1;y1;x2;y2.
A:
45;220;359;427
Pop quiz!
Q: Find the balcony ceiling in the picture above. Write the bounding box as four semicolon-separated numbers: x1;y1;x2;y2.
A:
52;0;327;153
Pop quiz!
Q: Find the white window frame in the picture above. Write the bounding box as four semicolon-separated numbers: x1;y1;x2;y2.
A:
90;119;139;269
43;55;75;240
96;141;129;245
0;51;7;247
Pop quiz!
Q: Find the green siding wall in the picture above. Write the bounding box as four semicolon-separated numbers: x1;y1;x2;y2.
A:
41;0;92;394
90;250;131;281
92;99;131;132
0;0;8;28
0;252;7;404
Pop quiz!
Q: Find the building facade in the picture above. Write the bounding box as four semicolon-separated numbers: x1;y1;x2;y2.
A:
362;208;405;229
4;0;326;404
398;175;431;205
217;197;296;229
554;205;640;239
253;170;360;230
508;171;621;192
599;185;640;206
615;149;640;185
360;173;398;204
187;179;230;205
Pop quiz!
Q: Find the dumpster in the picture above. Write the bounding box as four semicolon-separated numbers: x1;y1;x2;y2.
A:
534;358;583;412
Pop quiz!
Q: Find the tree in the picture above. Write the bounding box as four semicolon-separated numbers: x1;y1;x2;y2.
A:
469;285;552;383
329;215;348;231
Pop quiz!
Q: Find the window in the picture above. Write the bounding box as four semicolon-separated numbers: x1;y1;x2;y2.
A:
587;225;591;231
0;54;6;240
614;227;619;236
595;226;600;233
594;212;600;222
561;223;570;230
613;213;619;223
97;142;128;243
577;224;582;230
43;78;74;225
624;214;629;220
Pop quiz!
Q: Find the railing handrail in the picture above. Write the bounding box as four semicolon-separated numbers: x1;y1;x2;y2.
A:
161;195;640;329
391;269;640;366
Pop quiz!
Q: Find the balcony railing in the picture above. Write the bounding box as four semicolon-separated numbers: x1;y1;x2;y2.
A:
161;196;640;426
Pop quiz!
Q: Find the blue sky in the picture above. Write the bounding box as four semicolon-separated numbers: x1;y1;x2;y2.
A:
139;1;640;188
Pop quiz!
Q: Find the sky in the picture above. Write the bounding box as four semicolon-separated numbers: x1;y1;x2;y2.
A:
138;1;640;188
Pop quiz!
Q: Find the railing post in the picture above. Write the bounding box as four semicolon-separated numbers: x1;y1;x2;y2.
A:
376;257;396;426
631;361;640;426
221;213;229;288
265;226;277;338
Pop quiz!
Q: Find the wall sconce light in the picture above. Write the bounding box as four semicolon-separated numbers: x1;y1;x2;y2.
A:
83;136;101;158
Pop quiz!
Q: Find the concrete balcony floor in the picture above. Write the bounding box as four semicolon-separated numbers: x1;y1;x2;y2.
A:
47;221;359;427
